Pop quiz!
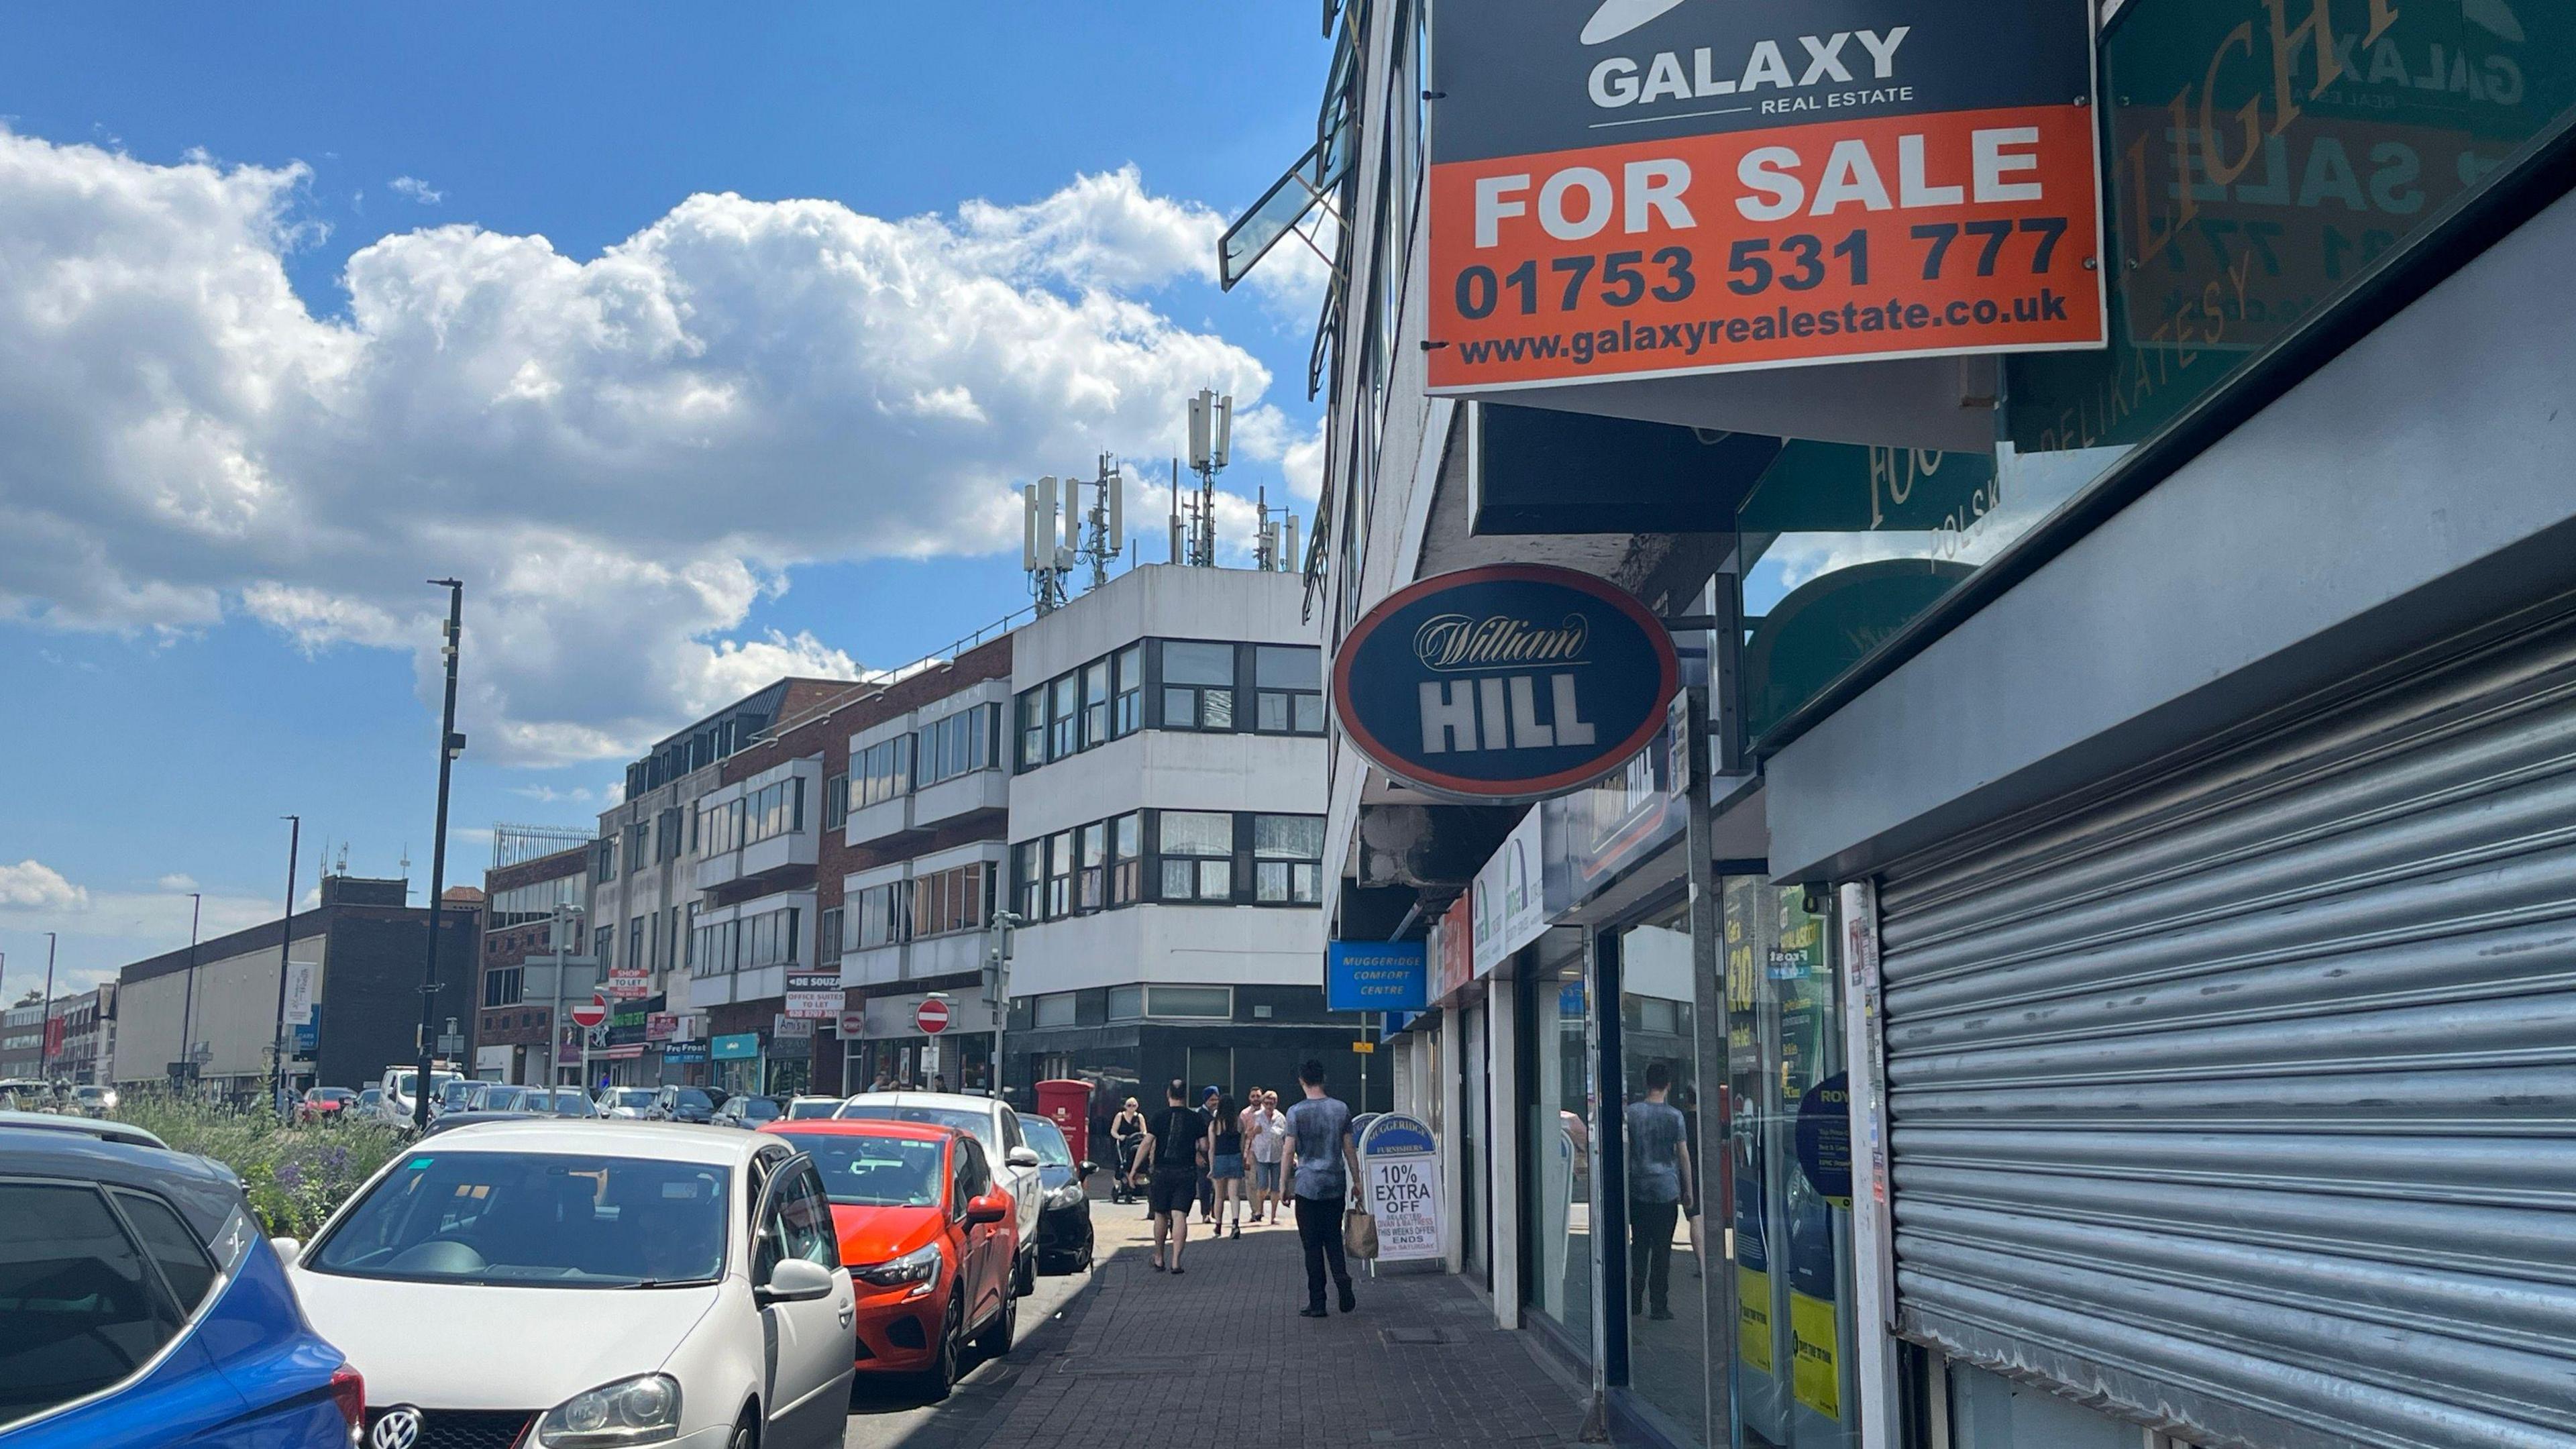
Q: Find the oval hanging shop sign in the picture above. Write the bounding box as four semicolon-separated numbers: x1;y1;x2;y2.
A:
1334;564;1678;802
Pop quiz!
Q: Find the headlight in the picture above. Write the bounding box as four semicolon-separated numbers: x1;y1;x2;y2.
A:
852;1242;943;1289
1047;1184;1085;1210
101;1090;119;1110
535;1374;681;1446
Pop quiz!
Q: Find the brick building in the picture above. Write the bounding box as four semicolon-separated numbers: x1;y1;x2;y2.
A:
474;830;593;1083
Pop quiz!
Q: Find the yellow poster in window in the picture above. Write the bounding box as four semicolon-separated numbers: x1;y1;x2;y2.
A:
1736;1264;1774;1373
1790;1290;1841;1420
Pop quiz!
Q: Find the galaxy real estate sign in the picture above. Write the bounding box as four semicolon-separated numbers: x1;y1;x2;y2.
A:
1427;0;2106;391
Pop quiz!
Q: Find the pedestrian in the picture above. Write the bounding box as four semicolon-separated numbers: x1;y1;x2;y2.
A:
1208;1093;1247;1237
1136;1079;1206;1273
869;1071;892;1092
1625;1061;1692;1322
1196;1085;1222;1223
1110;1096;1147;1205
1283;1059;1358;1317
1242;1089;1282;1224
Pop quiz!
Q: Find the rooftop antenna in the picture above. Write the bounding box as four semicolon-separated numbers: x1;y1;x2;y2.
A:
1027;461;1127;610
1256;487;1276;572
1169;459;1183;564
1085;453;1124;591
1185;389;1230;567
398;843;413;902
1022;476;1068;614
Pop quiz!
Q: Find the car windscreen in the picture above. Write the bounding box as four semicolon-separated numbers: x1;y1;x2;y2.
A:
308;1152;729;1289
786;1099;838;1119
483;1087;529;1110
775;1132;944;1209
537;1091;592;1115
437;1081;475;1107
741;1099;781;1120
836;1104;998;1157
395;1073;418;1096
608;1089;655;1108
1020;1116;1073;1167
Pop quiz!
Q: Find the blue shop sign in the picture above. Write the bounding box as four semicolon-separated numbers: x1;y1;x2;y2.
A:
661;1042;709;1064
709;1032;761;1061
1332;564;1678;803
1326;941;1428;1014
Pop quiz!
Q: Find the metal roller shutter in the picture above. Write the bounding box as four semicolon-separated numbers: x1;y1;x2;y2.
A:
1875;607;2576;1449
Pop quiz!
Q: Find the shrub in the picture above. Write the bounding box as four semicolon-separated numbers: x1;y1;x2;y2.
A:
110;1094;408;1237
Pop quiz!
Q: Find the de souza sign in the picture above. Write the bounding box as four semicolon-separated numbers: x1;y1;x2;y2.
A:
1334;564;1678;802
1426;0;2105;391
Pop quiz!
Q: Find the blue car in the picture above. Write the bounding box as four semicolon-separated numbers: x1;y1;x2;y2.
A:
0;1124;361;1448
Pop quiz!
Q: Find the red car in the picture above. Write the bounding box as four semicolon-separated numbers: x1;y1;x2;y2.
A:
296;1086;357;1123
758;1117;1018;1399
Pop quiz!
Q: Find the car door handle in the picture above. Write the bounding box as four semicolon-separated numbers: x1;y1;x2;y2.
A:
837;1302;854;1329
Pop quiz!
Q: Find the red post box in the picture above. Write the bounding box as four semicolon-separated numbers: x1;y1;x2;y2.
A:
1035;1078;1093;1167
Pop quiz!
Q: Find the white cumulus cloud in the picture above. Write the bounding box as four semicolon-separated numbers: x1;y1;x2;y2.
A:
388;174;443;204
0;131;1309;765
0;861;89;912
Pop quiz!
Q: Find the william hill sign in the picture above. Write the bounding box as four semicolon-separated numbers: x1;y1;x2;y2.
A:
1334;565;1678;802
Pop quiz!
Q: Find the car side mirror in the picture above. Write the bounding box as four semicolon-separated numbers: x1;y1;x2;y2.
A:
1006;1146;1039;1169
965;1191;1010;1226
757;1256;835;1305
271;1236;301;1267
1077;1161;1096;1178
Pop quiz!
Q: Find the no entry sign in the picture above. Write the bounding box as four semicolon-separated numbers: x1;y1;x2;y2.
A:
569;996;607;1030
915;998;951;1035
1426;0;2104;392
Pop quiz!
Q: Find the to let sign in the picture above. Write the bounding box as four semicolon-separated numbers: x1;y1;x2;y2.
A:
1334;564;1678;802
1426;0;2104;392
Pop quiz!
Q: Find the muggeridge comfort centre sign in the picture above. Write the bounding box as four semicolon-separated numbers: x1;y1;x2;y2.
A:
1428;0;2106;391
1333;565;1680;802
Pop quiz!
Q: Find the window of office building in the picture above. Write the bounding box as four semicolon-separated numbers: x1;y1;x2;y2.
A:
916;704;998;788
740;908;800;969
1254;645;1326;734
853;882;908;951
1013;841;1043;922
823;772;849;830
1252;814;1324;904
698;797;737;857
1034;991;1078;1028
855;736;910;809
741;778;804;846
626;917;644;971
593;836;618;881
818;906;843;968
690;918;734;977
1161;641;1236;731
911;861;991;938
1110;812;1142;906
1108;985;1144;1021
1018;688;1046;769
1158;810;1234;902
1082;660;1112;747
1146;985;1232;1019
1079;821;1107;911
1114;643;1144;735
626;822;648;875
482;967;522;1008
1046;829;1074;918
1049;676;1079;759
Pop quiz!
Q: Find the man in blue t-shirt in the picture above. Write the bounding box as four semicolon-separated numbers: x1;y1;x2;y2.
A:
1283;1058;1360;1317
1624;1060;1693;1321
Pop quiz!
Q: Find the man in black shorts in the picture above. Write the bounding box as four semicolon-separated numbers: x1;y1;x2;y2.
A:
1136;1078;1207;1273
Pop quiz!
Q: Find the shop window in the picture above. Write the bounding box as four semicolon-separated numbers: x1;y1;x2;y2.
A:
1617;904;1705;1444
1034;992;1078;1028
1157;810;1234;902
1107;985;1144;1021
1146;985;1232;1019
1527;953;1591;1352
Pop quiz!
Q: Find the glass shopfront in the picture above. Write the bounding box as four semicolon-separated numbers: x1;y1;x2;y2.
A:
1524;949;1592;1358
1724;879;1855;1449
1617;900;1706;1444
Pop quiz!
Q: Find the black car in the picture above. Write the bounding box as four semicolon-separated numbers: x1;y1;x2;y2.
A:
644;1084;728;1123
708;1093;788;1129
1016;1112;1094;1274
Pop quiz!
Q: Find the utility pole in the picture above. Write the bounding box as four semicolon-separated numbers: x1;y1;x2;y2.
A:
178;893;203;1091
415;578;467;1132
269;815;301;1117
36;932;57;1085
547;903;584;1085
984;908;1021;1104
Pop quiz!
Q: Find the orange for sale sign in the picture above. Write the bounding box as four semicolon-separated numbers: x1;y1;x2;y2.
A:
1427;1;2106;393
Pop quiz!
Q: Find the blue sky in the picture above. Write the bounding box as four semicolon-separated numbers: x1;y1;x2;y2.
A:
0;1;1337;993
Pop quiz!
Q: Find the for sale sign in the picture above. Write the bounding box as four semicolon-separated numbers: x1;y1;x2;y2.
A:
1428;0;2104;392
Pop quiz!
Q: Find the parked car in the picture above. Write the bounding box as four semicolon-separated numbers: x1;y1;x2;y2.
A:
288;1120;855;1448
522;1087;598;1118
68;1083;120;1118
375;1067;461;1126
0;1123;364;1448
645;1084;729;1124
710;1093;789;1130
835;1091;1043;1295
0;1077;58;1110
415;1108;536;1138
354;1087;383;1118
0;1110;169;1151
431;1078;477;1120
594;1085;657;1119
759;1118;1016;1401
784;1095;843;1120
462;1083;534;1113
295;1086;356;1123
1016;1112;1095;1274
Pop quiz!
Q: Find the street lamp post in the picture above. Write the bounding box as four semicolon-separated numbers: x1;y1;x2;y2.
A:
414;578;467;1133
178;893;203;1091
984;908;1022;1103
269;814;301;1117
37;932;58;1085
547;903;585;1085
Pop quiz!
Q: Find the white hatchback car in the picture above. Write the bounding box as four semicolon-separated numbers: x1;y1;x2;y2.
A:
833;1091;1043;1295
288;1120;856;1448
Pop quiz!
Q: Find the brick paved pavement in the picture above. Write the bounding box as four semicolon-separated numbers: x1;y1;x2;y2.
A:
943;1203;1592;1449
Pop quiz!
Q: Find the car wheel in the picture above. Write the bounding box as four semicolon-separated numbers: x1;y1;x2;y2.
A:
917;1293;962;1403
727;1411;757;1449
975;1280;1018;1358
